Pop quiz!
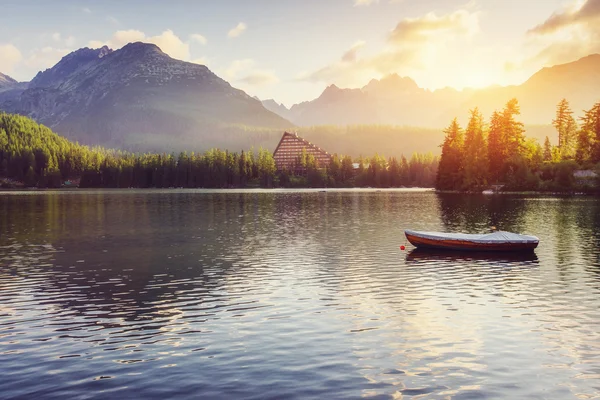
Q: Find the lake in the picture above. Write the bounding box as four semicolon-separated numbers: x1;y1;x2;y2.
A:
1;189;599;399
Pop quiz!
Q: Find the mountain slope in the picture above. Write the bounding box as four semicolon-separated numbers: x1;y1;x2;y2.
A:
289;84;380;126
0;72;27;103
0;72;18;91
284;74;472;127
1;42;293;151
451;54;600;124
279;55;600;127
30;46;113;89
261;99;294;122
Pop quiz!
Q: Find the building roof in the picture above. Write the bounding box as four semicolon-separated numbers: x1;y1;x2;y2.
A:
272;131;332;171
273;131;331;157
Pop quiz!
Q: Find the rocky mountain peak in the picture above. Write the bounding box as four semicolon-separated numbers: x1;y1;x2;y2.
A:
97;45;112;58
0;73;26;99
118;42;165;59
0;72;18;87
262;99;284;108
363;73;419;94
319;84;364;103
31;45;114;88
323;84;340;94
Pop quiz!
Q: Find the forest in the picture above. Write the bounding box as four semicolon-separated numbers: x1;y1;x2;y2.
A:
436;99;600;192
0;113;437;189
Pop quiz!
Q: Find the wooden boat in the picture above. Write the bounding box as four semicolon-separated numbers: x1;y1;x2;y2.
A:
405;229;539;252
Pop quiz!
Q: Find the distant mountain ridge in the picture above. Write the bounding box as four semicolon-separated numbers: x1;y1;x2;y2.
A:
265;54;600;127
261;98;295;122
0;42;293;152
452;54;600;124
0;72;18;90
0;72;27;103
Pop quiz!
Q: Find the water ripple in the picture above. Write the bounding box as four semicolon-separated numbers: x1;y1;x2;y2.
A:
0;190;599;399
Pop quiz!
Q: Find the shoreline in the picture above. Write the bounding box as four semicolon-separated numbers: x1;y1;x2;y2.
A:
435;189;598;196
0;186;596;196
0;187;435;193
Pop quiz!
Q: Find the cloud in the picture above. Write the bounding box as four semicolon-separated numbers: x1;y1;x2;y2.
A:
107;16;119;24
238;71;279;86
88;40;106;48
146;30;190;60
529;0;600;35
65;36;76;47
23;46;75;74
1;43;86;81
388;9;479;44
0;44;23;75
524;0;600;66
190;33;207;45
223;59;255;80
43;32;76;48
354;0;378;5
89;29;191;60
301;46;419;86
219;59;279;87
302;8;479;87
228;22;247;38
341;40;366;62
82;7;91;14
90;29;143;49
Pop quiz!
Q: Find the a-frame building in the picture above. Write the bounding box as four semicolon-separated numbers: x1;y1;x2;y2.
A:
273;131;332;172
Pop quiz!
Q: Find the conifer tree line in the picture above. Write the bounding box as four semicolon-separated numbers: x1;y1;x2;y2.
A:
279;148;437;188
0;112;437;189
436;99;600;192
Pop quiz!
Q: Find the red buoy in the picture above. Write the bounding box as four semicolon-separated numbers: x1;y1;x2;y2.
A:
400;245;406;250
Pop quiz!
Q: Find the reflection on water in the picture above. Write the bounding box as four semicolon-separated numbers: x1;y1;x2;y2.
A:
405;248;539;263
1;189;600;399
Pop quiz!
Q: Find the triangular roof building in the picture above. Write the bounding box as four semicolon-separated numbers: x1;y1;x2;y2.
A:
273;131;332;171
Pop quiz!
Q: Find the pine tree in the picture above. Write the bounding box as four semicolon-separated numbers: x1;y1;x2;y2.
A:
502;98;525;158
487;111;504;183
462;108;487;189
583;102;600;163
436;118;464;190
487;99;526;183
400;156;409;185
543;136;552;162
576;103;600;165
257;147;276;187
388;157;401;187
328;154;341;184
340;156;353;183
552;99;577;159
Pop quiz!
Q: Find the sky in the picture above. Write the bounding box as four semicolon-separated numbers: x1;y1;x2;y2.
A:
1;0;599;106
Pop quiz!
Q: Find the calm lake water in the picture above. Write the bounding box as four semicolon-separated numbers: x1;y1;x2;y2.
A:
1;189;599;399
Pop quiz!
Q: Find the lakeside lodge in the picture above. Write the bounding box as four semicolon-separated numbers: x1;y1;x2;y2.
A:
272;131;332;173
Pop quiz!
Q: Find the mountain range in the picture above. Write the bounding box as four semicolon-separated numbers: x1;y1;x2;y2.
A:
0;42;292;152
0;43;599;155
262;54;600;127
